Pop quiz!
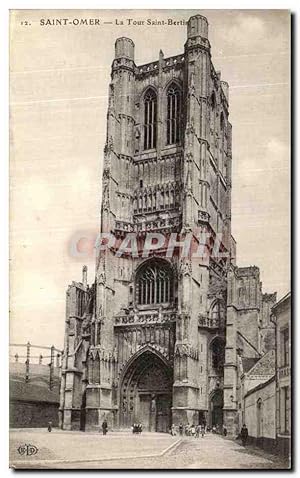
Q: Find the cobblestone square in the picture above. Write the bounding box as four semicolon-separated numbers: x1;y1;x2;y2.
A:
9;429;289;469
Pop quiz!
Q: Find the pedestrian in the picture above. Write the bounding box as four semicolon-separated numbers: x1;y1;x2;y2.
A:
223;426;227;437
178;423;183;436
201;424;205;438
132;423;138;434
171;424;177;436
195;424;200;438
102;419;108;436
47;421;52;432
240;424;248;447
191;424;195;437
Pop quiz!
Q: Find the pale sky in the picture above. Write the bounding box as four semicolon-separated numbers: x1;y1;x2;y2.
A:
10;9;290;349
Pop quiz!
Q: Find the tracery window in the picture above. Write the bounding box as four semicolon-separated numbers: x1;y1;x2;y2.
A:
136;259;173;306
144;89;157;150
166;84;181;145
210;300;225;327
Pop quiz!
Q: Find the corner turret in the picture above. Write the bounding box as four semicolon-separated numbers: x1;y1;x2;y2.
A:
187;14;208;39
115;37;135;60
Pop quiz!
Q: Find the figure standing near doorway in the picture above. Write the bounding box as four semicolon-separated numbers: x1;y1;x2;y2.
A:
240;424;248;446
102;419;108;435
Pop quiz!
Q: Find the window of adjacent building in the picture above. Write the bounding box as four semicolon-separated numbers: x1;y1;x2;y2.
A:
281;328;289;366
166;84;181;145
136;259;173;306
144;89;157;150
281;386;290;434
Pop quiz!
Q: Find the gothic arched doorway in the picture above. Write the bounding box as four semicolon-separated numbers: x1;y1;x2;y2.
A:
210;389;224;429
119;350;173;432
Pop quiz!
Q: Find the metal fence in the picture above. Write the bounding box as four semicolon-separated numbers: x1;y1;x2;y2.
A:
10;342;63;390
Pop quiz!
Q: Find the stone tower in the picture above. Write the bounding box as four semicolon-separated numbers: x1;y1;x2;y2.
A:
59;14;275;435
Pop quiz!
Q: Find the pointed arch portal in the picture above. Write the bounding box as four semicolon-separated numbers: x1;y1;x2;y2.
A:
119;350;173;432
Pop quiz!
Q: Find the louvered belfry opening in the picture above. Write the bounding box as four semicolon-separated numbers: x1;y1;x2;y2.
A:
143;89;157;150
166;84;181;145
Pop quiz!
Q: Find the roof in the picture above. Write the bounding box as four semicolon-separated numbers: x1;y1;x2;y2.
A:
244;375;275;398
10;378;60;404
272;292;291;314
246;350;275;377
242;357;259;373
237;331;260;357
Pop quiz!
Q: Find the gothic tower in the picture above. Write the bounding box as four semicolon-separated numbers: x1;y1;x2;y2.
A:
59;14;274;435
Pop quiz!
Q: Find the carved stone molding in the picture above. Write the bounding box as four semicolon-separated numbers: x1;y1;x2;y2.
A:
174;343;198;360
115;311;177;326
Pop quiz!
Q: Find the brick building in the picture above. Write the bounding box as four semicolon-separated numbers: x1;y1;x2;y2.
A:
59;14;276;435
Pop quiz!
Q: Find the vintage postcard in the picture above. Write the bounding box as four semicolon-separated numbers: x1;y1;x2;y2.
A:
9;9;291;469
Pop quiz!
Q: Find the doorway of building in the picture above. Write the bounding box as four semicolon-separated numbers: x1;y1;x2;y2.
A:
210;389;224;429
119;350;173;432
257;398;263;437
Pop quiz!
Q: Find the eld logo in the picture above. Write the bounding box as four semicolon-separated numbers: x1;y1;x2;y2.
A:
17;444;38;456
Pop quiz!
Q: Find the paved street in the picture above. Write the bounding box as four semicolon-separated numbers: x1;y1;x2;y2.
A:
10;429;290;470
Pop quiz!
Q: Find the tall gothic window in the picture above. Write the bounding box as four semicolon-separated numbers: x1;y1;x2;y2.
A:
210;300;225;328
220;111;225;131
166;84;181;145
210;92;217;135
144;89;157;150
210;336;225;371
136;259;173;306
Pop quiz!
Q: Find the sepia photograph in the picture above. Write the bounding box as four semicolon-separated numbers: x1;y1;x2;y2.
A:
9;8;291;469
